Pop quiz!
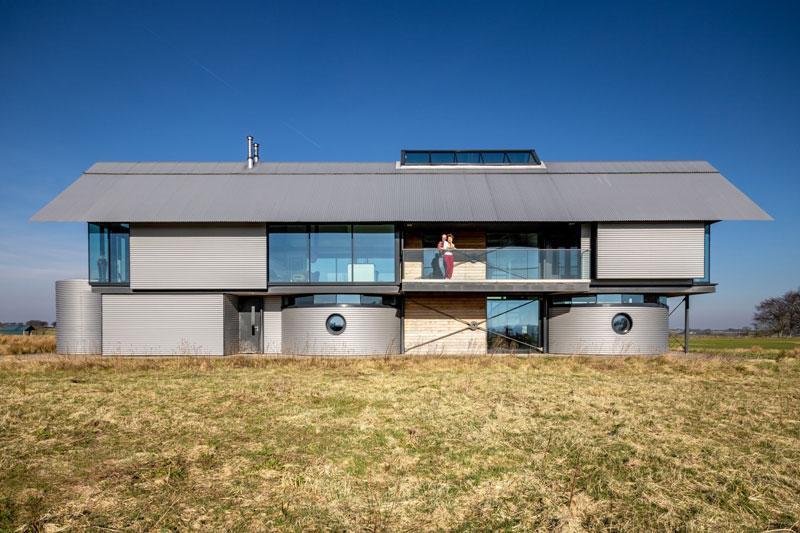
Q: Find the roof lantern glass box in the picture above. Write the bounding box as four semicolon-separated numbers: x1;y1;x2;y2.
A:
401;149;541;166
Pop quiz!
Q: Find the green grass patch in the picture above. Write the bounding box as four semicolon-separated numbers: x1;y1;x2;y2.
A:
670;334;800;356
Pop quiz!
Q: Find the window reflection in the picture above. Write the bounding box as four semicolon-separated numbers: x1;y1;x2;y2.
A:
88;223;129;285
487;297;540;353
269;224;396;284
283;294;398;307
553;294;667;306
353;225;395;282
311;225;351;282
487;232;539;280
89;223;109;284
269;225;309;283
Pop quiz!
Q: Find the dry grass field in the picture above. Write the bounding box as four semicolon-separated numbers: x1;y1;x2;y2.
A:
0;354;798;531
0;335;56;355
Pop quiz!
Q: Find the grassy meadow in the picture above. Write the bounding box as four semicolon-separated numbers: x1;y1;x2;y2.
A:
0;354;798;531
670;334;800;357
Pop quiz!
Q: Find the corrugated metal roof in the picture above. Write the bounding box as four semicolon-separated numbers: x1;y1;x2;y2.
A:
84;160;718;175
31;160;771;222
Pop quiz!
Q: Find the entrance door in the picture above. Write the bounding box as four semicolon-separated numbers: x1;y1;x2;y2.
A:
238;297;263;353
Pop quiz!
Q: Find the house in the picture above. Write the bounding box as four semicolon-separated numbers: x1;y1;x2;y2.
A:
33;139;770;356
0;324;35;336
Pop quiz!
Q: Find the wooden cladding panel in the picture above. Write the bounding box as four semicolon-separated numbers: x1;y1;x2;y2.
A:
404;295;486;355
404;233;423;249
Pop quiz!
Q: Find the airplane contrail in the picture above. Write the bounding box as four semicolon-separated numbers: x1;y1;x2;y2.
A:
139;24;322;149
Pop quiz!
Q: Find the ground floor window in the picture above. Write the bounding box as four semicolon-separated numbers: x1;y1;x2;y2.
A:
486;297;540;353
282;294;399;308
552;294;667;306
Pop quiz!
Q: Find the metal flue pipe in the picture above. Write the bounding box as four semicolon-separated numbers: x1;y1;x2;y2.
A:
253;142;260;164
247;135;254;169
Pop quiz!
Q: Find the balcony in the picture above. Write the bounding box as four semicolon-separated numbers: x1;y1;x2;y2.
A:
401;247;590;292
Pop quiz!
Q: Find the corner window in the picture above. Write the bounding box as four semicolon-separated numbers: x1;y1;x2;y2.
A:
88;223;129;285
695;224;711;283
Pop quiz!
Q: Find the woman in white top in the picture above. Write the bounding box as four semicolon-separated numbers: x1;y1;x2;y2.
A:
436;233;447;279
444;233;455;279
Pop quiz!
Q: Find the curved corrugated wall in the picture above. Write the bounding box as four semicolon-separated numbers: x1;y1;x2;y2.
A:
281;306;401;356
55;279;102;354
548;305;668;355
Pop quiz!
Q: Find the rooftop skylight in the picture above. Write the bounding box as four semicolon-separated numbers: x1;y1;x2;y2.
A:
400;149;541;166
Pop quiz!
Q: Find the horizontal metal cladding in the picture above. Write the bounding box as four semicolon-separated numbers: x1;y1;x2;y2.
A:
281;306;401;356
263;296;282;354
548;305;668;355
580;223;591;279
130;224;266;289
55;279;102;354
31;161;771;223
102;293;225;355
596;223;706;279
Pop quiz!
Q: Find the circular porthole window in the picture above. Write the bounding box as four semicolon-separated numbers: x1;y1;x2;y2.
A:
325;313;346;335
611;313;633;335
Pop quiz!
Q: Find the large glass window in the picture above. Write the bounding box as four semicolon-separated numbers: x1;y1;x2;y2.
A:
353;225;395;282
269;225;310;283
486;297;540;353
88;223;129;285
311;225;351;282
269;224;396;284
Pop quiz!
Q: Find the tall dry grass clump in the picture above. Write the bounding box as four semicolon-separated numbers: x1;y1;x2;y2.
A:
0;335;56;355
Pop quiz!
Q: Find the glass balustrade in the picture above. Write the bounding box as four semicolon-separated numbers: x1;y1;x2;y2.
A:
402;248;588;281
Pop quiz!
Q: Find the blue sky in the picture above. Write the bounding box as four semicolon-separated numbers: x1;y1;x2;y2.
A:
0;0;797;328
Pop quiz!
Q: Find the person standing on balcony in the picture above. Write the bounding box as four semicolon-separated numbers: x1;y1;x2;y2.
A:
436;234;447;279
444;233;456;279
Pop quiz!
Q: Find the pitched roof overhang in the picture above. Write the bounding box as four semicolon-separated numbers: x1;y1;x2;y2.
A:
31;160;771;223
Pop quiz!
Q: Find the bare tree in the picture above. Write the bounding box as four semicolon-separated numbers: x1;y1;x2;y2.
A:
753;289;800;336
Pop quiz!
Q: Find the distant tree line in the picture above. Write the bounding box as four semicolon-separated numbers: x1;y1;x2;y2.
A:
0;320;54;328
753;288;800;336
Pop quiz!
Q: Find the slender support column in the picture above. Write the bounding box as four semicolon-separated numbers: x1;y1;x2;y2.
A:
684;295;690;354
